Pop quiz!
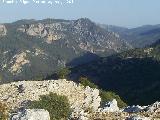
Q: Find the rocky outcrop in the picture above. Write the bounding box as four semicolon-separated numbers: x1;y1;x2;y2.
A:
9;52;30;75
0;24;7;36
73;100;160;120
144;101;160;113
0;79;101;113
123;105;144;113
99;99;119;112
18;23;65;43
83;86;101;111
10;109;50;120
121;101;160;114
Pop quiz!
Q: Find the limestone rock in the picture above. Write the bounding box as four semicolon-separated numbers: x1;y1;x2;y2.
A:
0;79;101;113
9;52;30;75
10;109;50;120
18;23;65;43
123;105;144;113
83;86;101;111
144;101;160;113
100;99;119;112
0;24;7;36
78;110;89;120
126;115;150;120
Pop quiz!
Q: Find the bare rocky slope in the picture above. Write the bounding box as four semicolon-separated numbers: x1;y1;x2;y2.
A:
0;79;159;120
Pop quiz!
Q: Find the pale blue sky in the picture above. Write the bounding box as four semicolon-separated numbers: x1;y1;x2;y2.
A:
0;0;159;28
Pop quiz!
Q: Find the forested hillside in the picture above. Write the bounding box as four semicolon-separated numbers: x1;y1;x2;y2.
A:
70;42;160;105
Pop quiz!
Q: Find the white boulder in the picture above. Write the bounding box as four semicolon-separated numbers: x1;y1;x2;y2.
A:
83;86;101;111
10;109;50;120
100;99;119;112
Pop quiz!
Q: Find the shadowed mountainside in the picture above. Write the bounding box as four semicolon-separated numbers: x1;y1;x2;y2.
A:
69;43;160;105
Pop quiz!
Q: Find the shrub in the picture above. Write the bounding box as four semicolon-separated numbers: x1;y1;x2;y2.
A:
0;102;8;120
79;77;98;89
28;92;71;120
56;68;71;79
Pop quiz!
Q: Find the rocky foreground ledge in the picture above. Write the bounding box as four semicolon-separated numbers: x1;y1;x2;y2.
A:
0;79;159;120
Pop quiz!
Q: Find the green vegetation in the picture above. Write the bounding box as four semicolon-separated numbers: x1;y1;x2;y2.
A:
100;90;127;108
79;77;98;89
56;68;71;79
79;77;127;108
0;74;2;82
28;93;71;120
0;102;8;120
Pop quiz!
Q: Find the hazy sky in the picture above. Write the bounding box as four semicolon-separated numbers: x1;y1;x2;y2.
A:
0;0;159;28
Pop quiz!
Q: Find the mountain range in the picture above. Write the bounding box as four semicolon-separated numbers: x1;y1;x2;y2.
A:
0;18;131;82
100;24;160;47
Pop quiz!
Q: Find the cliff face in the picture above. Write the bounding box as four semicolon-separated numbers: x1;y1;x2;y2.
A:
17;23;65;43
